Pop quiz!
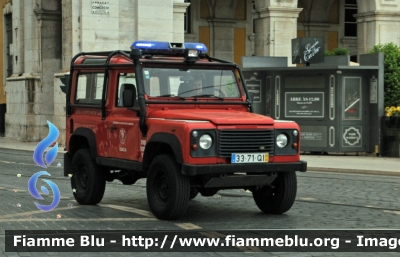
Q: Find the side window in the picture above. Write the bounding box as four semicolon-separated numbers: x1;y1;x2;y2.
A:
117;73;137;107
75;73;105;105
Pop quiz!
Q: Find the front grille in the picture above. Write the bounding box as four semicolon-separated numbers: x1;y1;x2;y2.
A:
218;130;275;157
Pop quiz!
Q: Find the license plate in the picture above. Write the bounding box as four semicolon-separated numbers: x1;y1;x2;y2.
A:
231;153;269;163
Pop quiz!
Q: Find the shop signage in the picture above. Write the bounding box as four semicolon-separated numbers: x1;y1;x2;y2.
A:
92;1;110;14
285;92;324;118
342;126;362;147
245;77;261;103
292;37;324;64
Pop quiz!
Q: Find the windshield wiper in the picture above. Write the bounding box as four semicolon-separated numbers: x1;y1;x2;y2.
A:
159;94;186;100
194;94;224;101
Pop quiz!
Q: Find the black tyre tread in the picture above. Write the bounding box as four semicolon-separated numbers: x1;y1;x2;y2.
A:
147;154;190;220
253;171;297;214
71;148;106;205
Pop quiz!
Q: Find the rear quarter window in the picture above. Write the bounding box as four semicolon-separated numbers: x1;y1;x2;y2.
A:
74;73;105;105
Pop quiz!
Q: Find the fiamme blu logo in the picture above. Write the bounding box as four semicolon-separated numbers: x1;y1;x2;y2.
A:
29;121;61;212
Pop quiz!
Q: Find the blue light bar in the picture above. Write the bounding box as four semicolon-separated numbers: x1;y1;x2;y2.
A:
184;43;208;54
132;41;171;51
131;41;208;55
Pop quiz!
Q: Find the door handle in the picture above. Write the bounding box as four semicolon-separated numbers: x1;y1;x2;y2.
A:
109;125;117;131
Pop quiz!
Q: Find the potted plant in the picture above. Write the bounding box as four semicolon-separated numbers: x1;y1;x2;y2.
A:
385;106;400;128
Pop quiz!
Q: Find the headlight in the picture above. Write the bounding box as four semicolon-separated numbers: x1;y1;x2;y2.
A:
199;134;212;149
276;134;288;148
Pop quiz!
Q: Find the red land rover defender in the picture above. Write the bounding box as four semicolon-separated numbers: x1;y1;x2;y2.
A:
64;41;307;220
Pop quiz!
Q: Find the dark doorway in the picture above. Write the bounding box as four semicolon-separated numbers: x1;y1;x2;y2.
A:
1;14;12;136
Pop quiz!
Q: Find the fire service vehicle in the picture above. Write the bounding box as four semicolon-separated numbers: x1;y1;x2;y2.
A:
64;41;307;220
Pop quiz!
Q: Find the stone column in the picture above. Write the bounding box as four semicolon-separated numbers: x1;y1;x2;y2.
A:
136;0;175;41
204;0;239;62
173;0;190;42
253;1;302;65
209;19;236;61
356;11;400;55
5;0;62;141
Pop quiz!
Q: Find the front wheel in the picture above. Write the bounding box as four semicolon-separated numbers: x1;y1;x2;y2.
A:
71;148;106;205
252;171;297;214
146;154;190;220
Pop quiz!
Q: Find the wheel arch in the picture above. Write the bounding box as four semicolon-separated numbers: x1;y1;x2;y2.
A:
143;133;183;172
68;127;98;159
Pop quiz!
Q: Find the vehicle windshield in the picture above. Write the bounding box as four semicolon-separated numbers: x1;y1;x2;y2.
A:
142;67;241;98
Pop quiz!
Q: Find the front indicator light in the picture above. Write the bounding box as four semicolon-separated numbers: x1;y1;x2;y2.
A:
292;142;298;149
276;134;288;148
192;144;198;151
199;134;212;149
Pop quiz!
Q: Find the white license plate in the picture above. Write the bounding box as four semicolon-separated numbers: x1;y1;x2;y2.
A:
231;153;269;163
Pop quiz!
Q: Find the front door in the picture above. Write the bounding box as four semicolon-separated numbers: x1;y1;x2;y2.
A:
107;72;140;161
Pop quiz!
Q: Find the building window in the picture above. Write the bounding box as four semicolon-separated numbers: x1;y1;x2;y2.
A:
252;0;255;33
184;0;191;33
5;14;12;77
344;0;357;37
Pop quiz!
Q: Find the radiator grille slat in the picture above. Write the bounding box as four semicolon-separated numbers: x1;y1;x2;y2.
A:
218;130;275;157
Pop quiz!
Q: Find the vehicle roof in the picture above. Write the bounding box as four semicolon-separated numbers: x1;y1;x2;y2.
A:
73;53;233;66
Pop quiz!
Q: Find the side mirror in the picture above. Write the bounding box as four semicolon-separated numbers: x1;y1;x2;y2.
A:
123;90;136;107
59;75;70;94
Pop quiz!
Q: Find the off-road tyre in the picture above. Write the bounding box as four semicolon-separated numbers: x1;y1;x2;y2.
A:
252;171;297;214
190;188;199;200
146;154;190;220
71;148;106;205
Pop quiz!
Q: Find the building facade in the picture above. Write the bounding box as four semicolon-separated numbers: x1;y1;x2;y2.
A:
1;0;399;143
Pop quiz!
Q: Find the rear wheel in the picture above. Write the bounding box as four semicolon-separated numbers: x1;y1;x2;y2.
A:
71;148;106;205
190;188;199;200
252;171;297;214
146;154;190;220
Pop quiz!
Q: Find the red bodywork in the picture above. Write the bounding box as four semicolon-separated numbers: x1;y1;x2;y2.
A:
66;54;302;169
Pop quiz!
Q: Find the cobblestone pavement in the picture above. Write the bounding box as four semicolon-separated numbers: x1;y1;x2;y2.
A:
0;149;399;256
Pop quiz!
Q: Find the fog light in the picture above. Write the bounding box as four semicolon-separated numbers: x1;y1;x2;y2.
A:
188;49;199;57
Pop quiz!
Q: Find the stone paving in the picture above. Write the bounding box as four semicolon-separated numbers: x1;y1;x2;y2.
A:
0;144;399;256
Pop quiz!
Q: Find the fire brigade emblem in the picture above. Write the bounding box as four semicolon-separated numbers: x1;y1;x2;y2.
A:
119;128;126;144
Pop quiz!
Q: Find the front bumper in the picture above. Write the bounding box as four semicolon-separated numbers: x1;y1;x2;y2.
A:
182;160;307;176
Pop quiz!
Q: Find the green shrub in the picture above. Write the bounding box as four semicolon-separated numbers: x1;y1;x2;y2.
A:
324;47;349;56
369;43;400;107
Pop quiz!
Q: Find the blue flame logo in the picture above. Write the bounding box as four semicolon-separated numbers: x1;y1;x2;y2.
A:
33;121;59;168
29;120;61;212
28;171;60;212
